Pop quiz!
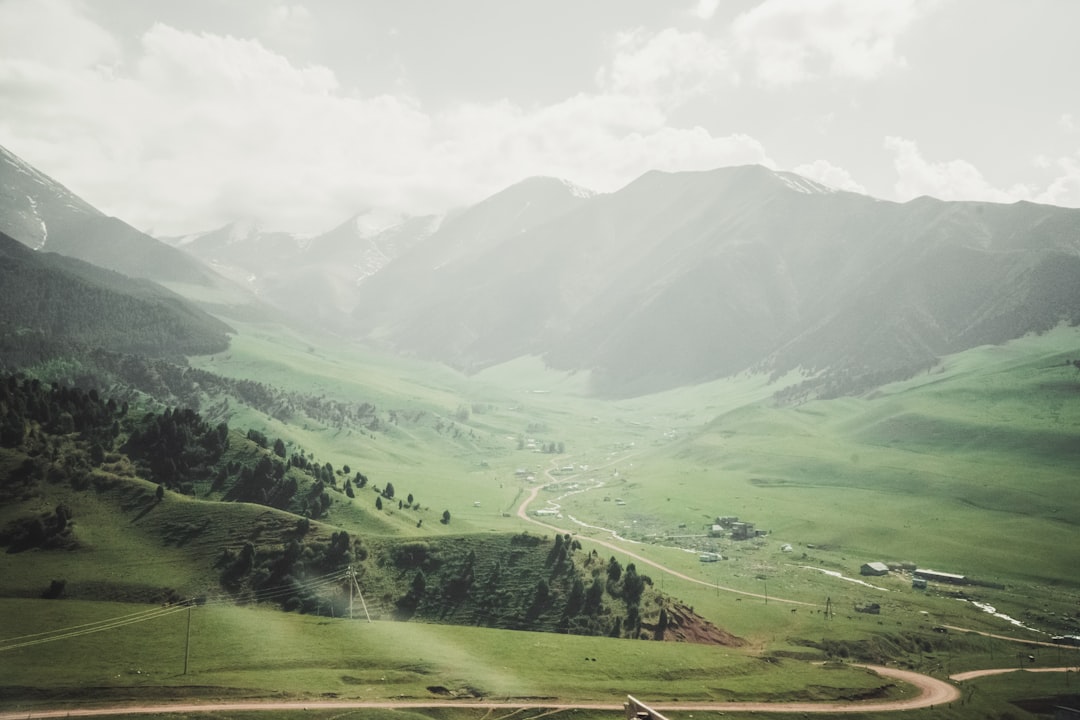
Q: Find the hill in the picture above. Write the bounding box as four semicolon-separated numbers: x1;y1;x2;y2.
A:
0;231;232;363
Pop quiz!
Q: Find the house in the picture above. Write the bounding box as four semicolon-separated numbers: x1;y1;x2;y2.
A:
534;508;559;517
699;553;721;562
860;562;889;576
731;522;755;540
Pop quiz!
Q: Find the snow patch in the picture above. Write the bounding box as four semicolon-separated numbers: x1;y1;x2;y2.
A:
560;178;597;199
25;195;47;249
777;172;835;195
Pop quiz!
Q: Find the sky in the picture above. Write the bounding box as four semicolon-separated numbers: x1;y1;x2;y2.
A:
1;0;1079;236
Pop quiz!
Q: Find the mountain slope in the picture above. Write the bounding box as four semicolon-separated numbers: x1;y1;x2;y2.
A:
349;166;1080;396
0;231;232;360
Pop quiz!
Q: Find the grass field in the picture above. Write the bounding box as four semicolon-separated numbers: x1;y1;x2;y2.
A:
4;322;1080;716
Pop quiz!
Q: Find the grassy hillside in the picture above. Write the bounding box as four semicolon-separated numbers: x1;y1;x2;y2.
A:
4;321;1080;714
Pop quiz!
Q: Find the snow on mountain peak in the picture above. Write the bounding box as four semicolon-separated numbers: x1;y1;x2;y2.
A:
560;178;597;199
775;171;836;195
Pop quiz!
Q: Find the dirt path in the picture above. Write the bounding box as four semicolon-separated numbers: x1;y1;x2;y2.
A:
0;664;960;718
951;666;1079;682
515;461;814;606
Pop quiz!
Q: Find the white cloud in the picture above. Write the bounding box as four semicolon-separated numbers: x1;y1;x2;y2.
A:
691;0;722;21
732;0;933;85
884;136;1024;203
0;0;119;69
793;159;866;193
1059;113;1076;133
262;3;315;53
1036;153;1080;208
0;7;770;234
599;27;735;102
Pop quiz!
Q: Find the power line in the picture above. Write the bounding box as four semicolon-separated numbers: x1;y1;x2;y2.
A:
0;567;355;653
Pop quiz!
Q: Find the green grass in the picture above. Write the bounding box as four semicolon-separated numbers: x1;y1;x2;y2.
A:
5;319;1080;714
0;599;903;705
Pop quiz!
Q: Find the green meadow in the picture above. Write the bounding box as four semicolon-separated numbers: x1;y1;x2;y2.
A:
4;322;1080;715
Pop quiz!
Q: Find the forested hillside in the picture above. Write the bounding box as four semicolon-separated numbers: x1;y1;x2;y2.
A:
0;232;232;362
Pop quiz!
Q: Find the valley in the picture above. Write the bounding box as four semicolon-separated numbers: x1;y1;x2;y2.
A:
2;141;1080;718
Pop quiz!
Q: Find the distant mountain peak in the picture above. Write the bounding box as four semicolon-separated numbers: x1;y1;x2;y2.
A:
352;208;407;239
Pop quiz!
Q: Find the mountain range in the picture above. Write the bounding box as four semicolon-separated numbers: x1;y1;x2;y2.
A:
3;142;1079;398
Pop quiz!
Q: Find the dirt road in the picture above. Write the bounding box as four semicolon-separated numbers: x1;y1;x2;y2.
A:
515;464;813;606
0;664;960;718
951;666;1079;682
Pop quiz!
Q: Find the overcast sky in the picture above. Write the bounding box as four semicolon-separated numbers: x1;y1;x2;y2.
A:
1;0;1078;235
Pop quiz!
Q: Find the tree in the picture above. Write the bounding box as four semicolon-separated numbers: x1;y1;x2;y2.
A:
155;484;165;501
441;509;451;525
273;438;286;458
375;496;383;510
345;482;354;498
383;481;395;499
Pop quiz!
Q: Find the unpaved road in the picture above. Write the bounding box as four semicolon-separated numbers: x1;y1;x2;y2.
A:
951;666;1079;682
515;462;814;606
0;664;960;718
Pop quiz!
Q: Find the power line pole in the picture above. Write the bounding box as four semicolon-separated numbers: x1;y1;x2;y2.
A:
348;567;371;623
183;604;192;675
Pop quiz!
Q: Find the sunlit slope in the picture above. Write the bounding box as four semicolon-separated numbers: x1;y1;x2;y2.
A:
643;327;1080;585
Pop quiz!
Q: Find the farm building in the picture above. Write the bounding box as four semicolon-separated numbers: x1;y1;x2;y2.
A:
914;568;967;585
861;562;889;576
731;522;756;540
534;508;559;517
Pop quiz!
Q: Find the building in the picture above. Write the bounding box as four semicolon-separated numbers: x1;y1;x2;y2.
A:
861;562;889;576
914;568;967;585
731;521;756;540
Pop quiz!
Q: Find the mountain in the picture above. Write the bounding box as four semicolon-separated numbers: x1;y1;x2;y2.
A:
1;145;212;286
350;175;600;357
0;144;275;322
163;212;442;327
0;230;232;361
349;165;1080;397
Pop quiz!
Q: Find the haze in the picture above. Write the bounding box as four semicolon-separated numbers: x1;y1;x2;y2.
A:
1;0;1079;237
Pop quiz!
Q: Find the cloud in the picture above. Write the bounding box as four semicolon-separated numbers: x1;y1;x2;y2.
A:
793;159;866;193
599;27;735;102
0;7;770;234
731;0;934;85
1059;113;1076;133
0;0;119;69
691;0;722;21
884;136;1019;202
1037;153;1080;208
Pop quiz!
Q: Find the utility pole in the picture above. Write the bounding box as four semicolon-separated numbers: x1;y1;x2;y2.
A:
348;567;371;623
183;604;192;675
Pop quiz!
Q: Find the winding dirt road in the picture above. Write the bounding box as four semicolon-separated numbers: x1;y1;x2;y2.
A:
515;462;814;606
0;664;960;718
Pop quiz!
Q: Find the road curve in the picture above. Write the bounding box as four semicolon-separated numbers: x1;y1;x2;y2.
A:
515;463;814;606
0;664;961;719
